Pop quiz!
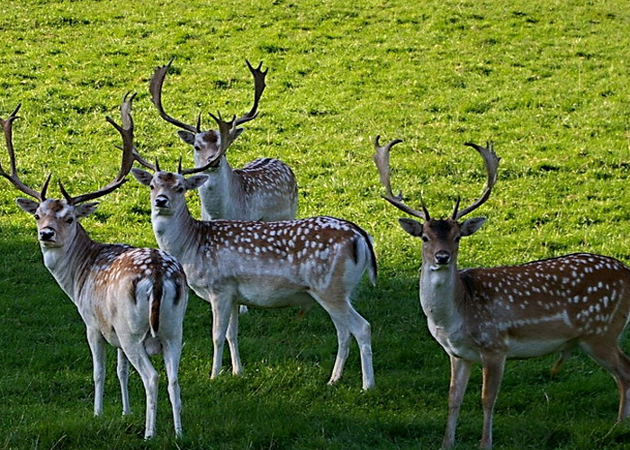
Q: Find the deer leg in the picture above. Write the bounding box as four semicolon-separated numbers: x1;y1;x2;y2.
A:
86;328;106;416
226;302;243;376
122;344;159;440
581;340;630;422
311;292;365;388
442;356;472;450
209;296;233;379
345;306;374;390
326;314;351;386
117;348;131;416
479;353;506;450
162;337;183;437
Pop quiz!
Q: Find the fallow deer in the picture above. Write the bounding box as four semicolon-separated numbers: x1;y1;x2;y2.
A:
373;137;630;449
129;114;376;390
0;96;188;439
149;58;298;221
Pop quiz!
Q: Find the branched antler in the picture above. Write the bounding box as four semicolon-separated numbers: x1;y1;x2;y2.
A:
373;135;429;220
373;137;500;222
453;142;500;220
150;58;267;134
59;93;138;205
149;58;200;134
234;60;267;126
0;104;51;201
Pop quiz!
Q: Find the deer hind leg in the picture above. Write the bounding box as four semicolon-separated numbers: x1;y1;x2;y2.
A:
162;336;183;437
117;349;131;416
580;339;630;422
442;356;472;450
312;292;374;390
122;344;159;439
480;353;506;450
226;302;243;376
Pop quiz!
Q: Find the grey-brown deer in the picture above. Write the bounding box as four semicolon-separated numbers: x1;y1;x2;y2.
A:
149;58;298;221
0;96;188;439
129;114;376;390
373;136;630;449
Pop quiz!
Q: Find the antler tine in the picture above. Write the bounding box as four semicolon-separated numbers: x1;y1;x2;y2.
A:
180;111;240;175
453;141;500;220
234;60;267;126
66;93;140;205
149;57;199;134
0;104;46;201
373;135;428;221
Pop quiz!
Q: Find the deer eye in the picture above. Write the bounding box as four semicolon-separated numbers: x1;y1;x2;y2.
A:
194;145;201;152
150;184;155;191
421;235;429;242
34;214;40;221
66;217;74;224
176;186;185;193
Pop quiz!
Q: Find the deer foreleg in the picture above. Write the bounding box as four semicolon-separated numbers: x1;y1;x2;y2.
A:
86;328;106;416
117;348;131;415
442;356;472;449
480;353;506;450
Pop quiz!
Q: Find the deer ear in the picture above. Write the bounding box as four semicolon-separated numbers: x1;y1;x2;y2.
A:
398;217;423;237
75;202;99;218
16;198;39;215
184;174;209;191
460;217;486;236
178;131;196;145
132;168;153;187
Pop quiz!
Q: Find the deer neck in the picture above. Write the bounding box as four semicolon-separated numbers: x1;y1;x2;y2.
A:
40;224;98;302
419;259;466;329
151;201;202;264
197;156;238;220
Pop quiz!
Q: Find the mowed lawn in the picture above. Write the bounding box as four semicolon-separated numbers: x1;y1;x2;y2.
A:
2;1;630;449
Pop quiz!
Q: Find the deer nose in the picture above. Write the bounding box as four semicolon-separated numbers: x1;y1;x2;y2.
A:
155;196;169;208
39;228;55;242
435;250;451;265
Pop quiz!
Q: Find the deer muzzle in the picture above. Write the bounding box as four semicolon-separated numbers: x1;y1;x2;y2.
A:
434;250;452;265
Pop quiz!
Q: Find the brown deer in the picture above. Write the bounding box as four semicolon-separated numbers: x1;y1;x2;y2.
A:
129;113;377;390
0;96;188;439
373;136;630;449
149;58;298;221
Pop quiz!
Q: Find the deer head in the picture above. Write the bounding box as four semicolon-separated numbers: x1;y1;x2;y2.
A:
2;94;137;249
373;136;499;269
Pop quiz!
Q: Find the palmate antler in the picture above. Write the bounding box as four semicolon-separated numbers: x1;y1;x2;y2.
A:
373;137;500;221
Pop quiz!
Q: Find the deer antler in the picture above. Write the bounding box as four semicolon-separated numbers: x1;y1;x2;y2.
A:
0;104;51;201
453;142;500;220
59;93;138;205
149;58;200;134
150;59;267;135
373;135;429;220
234;60;267;126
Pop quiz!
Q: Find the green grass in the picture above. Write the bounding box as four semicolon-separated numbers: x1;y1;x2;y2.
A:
2;0;630;448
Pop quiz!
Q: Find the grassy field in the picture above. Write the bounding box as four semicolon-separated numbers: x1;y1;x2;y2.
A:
2;0;630;449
